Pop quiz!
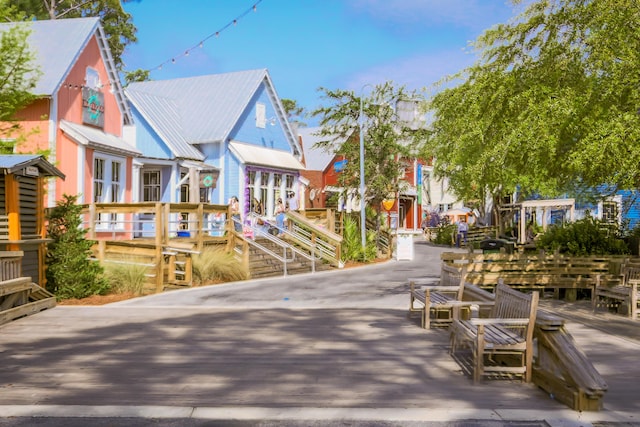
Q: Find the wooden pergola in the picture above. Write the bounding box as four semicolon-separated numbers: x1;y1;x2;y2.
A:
516;198;575;244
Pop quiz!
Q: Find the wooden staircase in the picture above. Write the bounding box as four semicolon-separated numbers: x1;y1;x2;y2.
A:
248;236;333;279
1;277;56;326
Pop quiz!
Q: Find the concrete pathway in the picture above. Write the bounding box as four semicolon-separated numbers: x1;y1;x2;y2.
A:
0;240;638;426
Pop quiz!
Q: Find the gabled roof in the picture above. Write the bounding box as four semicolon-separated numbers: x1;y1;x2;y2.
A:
0;154;65;178
125;69;302;158
60;120;141;157
297;127;338;171
124;88;204;161
0;17;132;124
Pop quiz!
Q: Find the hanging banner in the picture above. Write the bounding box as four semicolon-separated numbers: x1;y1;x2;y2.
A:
82;87;105;128
417;164;422;205
199;170;219;188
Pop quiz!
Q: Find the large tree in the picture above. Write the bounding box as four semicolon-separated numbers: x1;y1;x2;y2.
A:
10;0;139;72
312;82;426;223
0;1;40;145
425;0;640;221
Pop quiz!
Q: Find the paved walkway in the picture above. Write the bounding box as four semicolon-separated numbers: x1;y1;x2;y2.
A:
0;241;638;426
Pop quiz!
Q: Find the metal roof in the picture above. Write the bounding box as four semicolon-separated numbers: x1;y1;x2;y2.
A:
0;154;65;178
0;17;132;124
297;127;338;171
60;120;141;157
125;89;204;160
229;141;304;171
126;69;266;144
125;69;302;159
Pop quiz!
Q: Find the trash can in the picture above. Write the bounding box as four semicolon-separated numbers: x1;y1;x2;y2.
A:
479;238;515;254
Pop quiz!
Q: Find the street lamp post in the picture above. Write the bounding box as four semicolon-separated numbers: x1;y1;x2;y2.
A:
358;87;369;252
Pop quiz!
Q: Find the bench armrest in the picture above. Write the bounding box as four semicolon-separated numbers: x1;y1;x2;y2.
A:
469;317;530;326
420;285;462;292
407;277;438;285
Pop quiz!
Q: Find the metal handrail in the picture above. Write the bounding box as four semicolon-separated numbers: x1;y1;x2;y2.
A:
232;214;320;276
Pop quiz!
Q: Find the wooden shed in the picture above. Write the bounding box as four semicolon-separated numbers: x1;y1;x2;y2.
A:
0;155;65;285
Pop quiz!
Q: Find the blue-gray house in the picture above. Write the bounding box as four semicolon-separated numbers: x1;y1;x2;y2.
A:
125;69;305;228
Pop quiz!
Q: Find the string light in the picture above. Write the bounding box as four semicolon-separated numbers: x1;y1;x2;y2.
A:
147;0;264;73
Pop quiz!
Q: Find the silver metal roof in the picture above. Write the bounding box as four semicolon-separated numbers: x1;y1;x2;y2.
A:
126;69;303;159
60;120;141;157
0;154;65;178
297;127;338;171
125;88;204;161
0;17;132;124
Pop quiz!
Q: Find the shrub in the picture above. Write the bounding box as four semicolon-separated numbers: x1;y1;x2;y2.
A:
192;246;248;285
433;223;457;246
536;216;629;255
341;215;377;262
103;262;148;295
45;194;110;299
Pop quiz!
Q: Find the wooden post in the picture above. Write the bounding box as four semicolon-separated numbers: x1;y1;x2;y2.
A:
88;204;96;240
197;203;204;251
5;174;21;251
162;203;170;245
154;203;163;293
184;255;192;285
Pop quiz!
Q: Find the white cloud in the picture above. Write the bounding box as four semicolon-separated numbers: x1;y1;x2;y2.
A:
348;0;517;31
346;48;476;95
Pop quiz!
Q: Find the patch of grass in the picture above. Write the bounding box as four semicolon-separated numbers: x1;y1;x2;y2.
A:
103;261;149;296
193;247;248;285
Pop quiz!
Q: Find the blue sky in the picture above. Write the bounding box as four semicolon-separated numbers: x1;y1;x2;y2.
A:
121;0;523;121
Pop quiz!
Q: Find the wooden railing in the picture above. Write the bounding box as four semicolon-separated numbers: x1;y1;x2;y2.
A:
82;202;234;293
285;210;343;267
84;202;232;251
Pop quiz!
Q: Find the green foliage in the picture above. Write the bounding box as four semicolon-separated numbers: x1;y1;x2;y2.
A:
433;223;457;246
281;98;306;127
536;217;629;256
0;12;40;138
312;82;427;226
341;215;377;262
103;261;148;295
192;246;248;285
123;68;150;85
45;194;109;299
424;0;640;218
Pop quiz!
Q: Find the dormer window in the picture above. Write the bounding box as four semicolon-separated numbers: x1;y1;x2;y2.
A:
85;67;100;89
256;102;266;128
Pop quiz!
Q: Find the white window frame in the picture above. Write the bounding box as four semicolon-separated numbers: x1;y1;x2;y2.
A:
256;102;266;128
85;67;101;89
142;170;161;202
93;153;126;231
599;196;622;225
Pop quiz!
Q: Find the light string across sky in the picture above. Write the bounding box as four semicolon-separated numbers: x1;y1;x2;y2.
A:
62;0;264;90
149;0;264;73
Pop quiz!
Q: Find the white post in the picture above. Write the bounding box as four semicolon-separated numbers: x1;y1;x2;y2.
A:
359;92;367;251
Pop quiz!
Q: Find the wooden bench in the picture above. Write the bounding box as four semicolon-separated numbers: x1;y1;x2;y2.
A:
593;264;639;319
408;264;467;329
449;282;539;383
443;252;622;301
